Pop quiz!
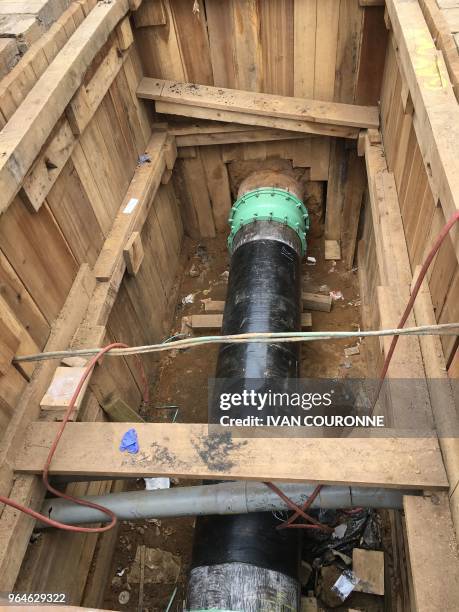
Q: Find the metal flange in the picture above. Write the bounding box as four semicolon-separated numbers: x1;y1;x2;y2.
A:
227;187;310;255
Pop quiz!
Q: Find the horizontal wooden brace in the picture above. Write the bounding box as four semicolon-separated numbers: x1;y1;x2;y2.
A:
138;78;379;138
15;422;448;489
185;312;312;330
155;101;361;139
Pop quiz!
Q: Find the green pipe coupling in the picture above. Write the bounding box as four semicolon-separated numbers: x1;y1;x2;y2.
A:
227;188;310;255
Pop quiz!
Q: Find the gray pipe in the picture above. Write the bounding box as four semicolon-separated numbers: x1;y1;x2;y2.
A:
39;482;416;528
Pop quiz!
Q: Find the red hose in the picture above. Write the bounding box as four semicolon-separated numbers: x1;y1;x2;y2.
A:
0;343;148;532
373;210;459;408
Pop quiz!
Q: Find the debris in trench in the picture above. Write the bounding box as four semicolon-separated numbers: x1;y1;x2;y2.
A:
128;546;181;585
352;548;385;596
196;244;209;263
182;292;196;305
189;264;200;278
300;594;319;611
333;523;347;539
137;153;151;165
118;590;130;605
344;345;360;358
331;569;360;602
299;560;313;586
319;284;330;293
330;290;344;301
144;476;170;490
316;565;345;608
330;549;352;566
307;256;317;265
220;270;229;280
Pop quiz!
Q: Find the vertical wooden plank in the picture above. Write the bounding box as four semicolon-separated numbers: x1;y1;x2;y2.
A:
438;268;459;365
0;196;77;322
200;145;232;232
71;142;113;237
314;0;340;101
135;0;186;80
309;137;330;181
93;97;135;204
325;139;347;242
122;44;152;148
355;6;388;105
0;250;49;348
232;0;263;91
334;0;364;103
170;0;214;85
46;160;105;266
0;367;28;432
341;149;366;269
204;0;236;88
260;0;294;96
293;0;317;98
174;155;216;238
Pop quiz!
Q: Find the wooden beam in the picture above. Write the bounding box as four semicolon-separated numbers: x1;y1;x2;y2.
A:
155;100;361;140
0;0;129;214
138;79;379;129
15;422;448;489
302;292;332;313
138;78;378;138
170;124;318;147
325;239;341;260
123;231;144;276
186;313;313;330
385;0;459;262
93;131;169;282
404;493;459;611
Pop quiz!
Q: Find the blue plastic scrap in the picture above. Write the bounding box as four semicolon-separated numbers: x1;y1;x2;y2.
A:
119;428;139;454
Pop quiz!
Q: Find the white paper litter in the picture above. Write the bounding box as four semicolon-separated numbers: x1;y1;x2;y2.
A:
330;290;344;301
182;293;195;305
331;570;360;601
307;256;316;265
144;477;170;491
332;523;348;539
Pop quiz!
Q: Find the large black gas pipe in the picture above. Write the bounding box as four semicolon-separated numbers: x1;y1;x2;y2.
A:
187;172;309;611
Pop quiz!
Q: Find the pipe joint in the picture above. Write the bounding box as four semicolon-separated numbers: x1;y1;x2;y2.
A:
228;188;310;256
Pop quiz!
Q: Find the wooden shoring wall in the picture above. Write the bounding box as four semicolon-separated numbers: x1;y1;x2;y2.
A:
380;27;459;374
0;7;184;601
172;136;332;239
134;0;387;105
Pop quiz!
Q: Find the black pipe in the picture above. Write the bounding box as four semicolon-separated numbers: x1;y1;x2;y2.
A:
187;221;303;611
